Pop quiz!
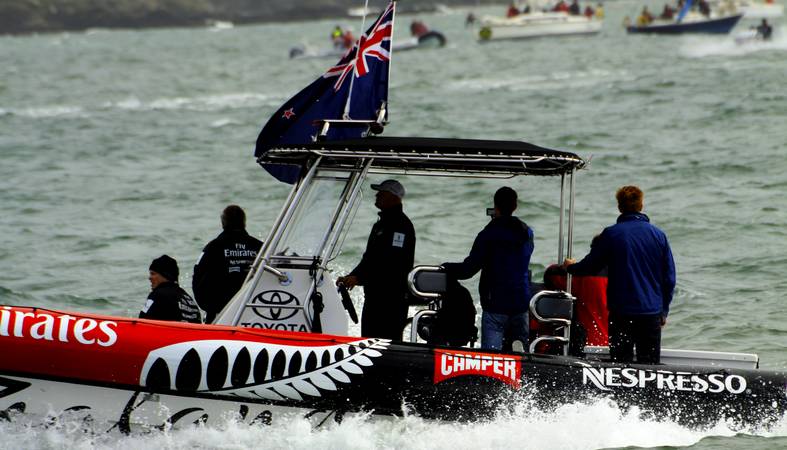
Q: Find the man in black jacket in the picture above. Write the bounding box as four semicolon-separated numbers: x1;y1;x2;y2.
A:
140;255;202;323
443;187;534;351
193;205;263;323
336;180;416;340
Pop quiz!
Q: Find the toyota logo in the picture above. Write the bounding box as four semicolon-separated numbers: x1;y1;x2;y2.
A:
251;290;300;321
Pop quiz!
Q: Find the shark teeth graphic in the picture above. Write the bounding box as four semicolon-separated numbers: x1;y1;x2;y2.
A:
140;339;389;401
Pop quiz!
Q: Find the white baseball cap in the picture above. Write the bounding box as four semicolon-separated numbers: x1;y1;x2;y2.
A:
371;179;405;199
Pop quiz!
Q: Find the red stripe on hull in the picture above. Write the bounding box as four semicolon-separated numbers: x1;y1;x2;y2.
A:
0;306;359;386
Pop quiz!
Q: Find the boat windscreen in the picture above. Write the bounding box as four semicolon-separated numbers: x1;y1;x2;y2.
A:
275;173;348;258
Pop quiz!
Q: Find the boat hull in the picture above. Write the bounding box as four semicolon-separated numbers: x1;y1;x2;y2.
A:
397;31;447;51
627;14;743;34
0;306;785;429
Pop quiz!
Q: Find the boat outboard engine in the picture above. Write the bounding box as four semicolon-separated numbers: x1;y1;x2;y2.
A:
407;266;477;347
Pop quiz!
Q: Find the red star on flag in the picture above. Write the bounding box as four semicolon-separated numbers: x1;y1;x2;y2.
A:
282;108;295;119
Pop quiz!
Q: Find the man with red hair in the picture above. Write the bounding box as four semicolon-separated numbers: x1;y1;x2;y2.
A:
564;186;675;364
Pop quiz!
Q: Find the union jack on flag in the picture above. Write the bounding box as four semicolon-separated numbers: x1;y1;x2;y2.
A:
255;1;396;184
324;1;395;92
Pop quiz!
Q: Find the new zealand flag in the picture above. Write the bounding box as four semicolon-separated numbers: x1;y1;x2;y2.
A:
255;2;395;183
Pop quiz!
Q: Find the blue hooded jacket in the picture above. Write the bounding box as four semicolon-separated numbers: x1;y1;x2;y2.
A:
443;216;534;315
568;213;676;316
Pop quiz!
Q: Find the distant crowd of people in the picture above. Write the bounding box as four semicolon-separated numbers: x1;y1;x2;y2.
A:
634;0;713;26
505;0;605;19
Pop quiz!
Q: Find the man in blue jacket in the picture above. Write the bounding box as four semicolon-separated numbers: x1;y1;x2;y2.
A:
564;185;675;364
443;187;534;351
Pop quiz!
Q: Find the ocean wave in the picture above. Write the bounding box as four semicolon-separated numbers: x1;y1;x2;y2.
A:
0;397;781;450
446;68;634;93
680;28;787;59
3;105;86;119
42;293;115;308
210;118;242;128
104;92;274;112
1;93;275;121
0;285;36;305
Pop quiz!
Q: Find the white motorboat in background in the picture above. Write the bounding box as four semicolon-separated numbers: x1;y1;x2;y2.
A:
718;0;784;18
348;6;382;17
737;0;783;18
478;12;602;41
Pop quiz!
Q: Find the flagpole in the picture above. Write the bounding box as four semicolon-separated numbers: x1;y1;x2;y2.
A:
342;0;372;119
386;1;396;125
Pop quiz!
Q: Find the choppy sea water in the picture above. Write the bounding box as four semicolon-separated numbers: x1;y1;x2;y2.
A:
1;0;786;448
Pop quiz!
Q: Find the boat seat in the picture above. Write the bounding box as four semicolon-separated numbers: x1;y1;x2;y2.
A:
406;265;477;346
529;290;575;355
406;266;446;343
412;269;448;297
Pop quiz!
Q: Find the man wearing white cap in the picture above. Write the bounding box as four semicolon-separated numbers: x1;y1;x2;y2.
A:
337;179;416;340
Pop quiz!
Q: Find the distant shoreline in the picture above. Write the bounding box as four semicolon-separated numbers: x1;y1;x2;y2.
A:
0;0;493;36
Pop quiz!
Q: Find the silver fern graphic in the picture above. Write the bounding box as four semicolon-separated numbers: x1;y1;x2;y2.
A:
139;338;389;401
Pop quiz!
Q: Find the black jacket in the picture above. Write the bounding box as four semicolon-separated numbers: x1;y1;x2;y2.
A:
140;281;202;323
350;204;416;301
443;216;534;315
192;229;263;322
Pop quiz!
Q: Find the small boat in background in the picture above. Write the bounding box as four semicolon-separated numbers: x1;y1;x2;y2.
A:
400;20;447;50
733;17;775;42
718;0;784;18
348;5;381;17
626;0;744;35
393;30;447;51
290;31;447;59
204;19;234;31
626;12;743;34
291;20;446;59
478;12;602;41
